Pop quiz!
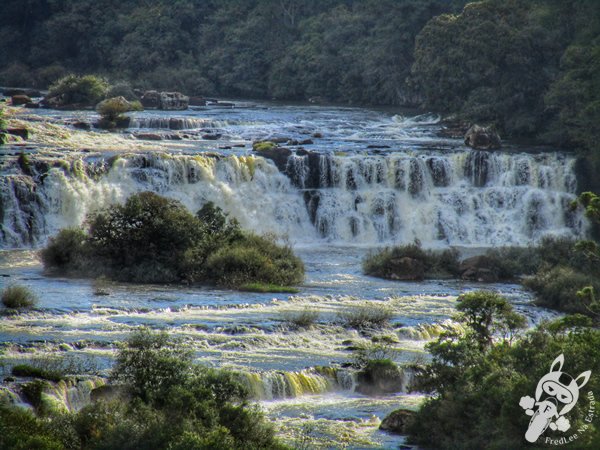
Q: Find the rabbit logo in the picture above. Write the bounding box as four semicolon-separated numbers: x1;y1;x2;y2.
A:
519;354;591;443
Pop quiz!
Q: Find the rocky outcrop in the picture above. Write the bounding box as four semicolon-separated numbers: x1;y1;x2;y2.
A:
386;257;425;281
464;124;501;150
253;143;292;172
379;409;415;434
11;95;32;106
459;255;498;282
140;91;189;110
7;128;29;140
356;360;405;396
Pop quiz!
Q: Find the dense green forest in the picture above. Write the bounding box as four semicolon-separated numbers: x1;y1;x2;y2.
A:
2;0;600;171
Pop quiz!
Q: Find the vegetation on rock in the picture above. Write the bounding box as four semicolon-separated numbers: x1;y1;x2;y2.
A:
1;284;37;309
41;192;304;288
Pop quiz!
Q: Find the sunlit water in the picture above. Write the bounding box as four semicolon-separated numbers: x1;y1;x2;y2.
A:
0;102;574;448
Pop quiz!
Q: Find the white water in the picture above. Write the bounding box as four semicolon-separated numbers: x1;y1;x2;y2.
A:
0;103;582;448
0;150;585;249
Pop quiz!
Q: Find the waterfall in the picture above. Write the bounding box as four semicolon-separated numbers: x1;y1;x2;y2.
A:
0;149;586;249
241;367;355;400
129;117;227;130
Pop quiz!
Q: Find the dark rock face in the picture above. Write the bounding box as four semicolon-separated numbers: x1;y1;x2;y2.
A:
188;96;206;106
464;124;501;150
140;91;189;110
11;95;32;106
254;146;292;172
379;409;415;434
459;255;498;282
386;256;425;281
134;132;163;141
7;128;29;139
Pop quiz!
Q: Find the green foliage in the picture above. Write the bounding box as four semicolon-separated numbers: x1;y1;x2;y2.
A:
1;284;37;309
363;242;459;280
96;96;141;129
47;74;109;107
111;328;192;404
455;290;526;348
407;313;600;449
281;307;320;329
356;359;404;395
0;404;63;450
42;193;304;288
241;283;299;293
252;141;277;152
11;364;62;382
339;302;393;330
205;234;304;287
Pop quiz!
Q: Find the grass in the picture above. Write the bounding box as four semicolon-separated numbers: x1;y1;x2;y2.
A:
240;283;299;293
281;307;320;329
1;284;37;309
339;303;393;330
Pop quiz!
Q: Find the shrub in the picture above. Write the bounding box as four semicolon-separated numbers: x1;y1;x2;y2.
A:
363;242;459;280
252;141;277;152
1;284;37;309
40;228;89;273
96;96;143;129
11;364;62;382
339;303;393;330
281;307;320;329
524;266;600;314
47;74;109;107
205;234;304;287
356;359;404;395
42;193;305;288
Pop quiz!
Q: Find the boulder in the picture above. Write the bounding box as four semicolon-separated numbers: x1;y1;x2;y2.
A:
11;95;32;106
464;125;501;150
24;102;40;109
141;90;189;110
188;96;206;106
202;133;221;140
379;409;415;434
253;145;292;172
459;255;499;282
140;90;160;108
134;133;163;141
7;128;29;140
387;257;425;281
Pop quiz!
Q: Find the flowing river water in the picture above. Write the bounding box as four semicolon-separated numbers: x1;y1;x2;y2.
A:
0;102;585;448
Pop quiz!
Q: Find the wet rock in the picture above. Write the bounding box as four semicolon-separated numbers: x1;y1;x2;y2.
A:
379;409;415;434
188;96;206;106
11;95;32;106
356;360;404;395
386;257;425;281
202;133;221;140
71;120;91;130
141;91;188;110
299;138;314;145
464;124;501;150
312;132;323;138
459;255;499;282
24;102;40;109
134;133;163;141
367;144;391;149
7;128;29;139
254;145;292;172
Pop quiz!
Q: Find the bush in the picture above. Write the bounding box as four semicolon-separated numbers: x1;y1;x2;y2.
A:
1;284;37;309
281;307;320;329
47;74;109;107
40;228;89;273
363;242;459;280
339;303;393;330
524;266;600;314
11;364;62;382
96;96;142;129
42;193;305;288
205;234;304;288
356;359;404;395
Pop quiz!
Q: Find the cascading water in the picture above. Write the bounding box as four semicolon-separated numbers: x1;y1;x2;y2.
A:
0;148;586;248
